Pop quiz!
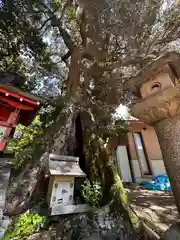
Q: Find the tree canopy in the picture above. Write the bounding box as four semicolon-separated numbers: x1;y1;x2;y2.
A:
2;0;180;171
1;0;179;102
1;0;179;172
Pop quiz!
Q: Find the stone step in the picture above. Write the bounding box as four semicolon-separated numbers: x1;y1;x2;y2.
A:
0;158;12;210
0;158;12;239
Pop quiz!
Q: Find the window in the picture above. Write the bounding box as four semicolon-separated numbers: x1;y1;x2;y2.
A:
134;132;151;175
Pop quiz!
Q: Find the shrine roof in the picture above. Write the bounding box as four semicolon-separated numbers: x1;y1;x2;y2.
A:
44;153;86;177
0;84;46;105
124;51;180;92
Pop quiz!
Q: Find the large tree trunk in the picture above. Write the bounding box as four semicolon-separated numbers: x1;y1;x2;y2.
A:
3;47;146;239
4;100;79;216
4;46;83;216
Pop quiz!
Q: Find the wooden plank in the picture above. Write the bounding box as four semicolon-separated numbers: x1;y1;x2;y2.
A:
50;204;91;216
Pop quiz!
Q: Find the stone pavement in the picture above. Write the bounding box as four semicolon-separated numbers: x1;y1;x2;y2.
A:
127;188;178;236
0;157;12;238
160;223;180;240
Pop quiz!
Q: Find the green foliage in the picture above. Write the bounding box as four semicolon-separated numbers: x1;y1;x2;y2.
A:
8;100;65;170
3;213;48;240
40;98;65;129
10;117;43;152
81;179;103;208
83;117;128;184
8;116;43;169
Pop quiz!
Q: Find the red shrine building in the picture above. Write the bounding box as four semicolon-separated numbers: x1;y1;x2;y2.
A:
0;73;46;153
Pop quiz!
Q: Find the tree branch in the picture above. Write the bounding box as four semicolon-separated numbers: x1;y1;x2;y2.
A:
79;10;87;47
38;17;54;31
61;51;71;66
39;1;75;51
57;25;75;51
59;0;73;22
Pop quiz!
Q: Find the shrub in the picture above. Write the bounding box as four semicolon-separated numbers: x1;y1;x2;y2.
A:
81;179;103;208
3;213;48;240
8;116;43;169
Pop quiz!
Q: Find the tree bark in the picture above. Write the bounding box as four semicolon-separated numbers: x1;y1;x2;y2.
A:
5;45;83;216
4;41;145;238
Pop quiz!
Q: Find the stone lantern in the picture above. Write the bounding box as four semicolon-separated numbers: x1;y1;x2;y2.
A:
124;51;180;215
44;153;88;216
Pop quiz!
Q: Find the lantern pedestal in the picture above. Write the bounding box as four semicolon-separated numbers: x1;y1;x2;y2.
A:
132;86;180;215
127;52;180;216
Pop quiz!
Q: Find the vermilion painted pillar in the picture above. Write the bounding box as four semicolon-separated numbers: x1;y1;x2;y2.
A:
0;108;20;152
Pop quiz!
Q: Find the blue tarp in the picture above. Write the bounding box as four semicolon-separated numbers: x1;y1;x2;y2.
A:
140;174;172;191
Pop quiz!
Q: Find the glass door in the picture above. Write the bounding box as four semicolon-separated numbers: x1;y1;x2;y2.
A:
134;132;151;175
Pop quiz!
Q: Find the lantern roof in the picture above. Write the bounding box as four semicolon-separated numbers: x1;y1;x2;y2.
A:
44;153;86;177
124;51;180;93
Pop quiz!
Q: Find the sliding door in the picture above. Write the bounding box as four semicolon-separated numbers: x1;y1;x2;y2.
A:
116;146;132;182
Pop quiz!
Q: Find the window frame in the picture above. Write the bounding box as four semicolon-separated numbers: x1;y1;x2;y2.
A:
133;131;153;178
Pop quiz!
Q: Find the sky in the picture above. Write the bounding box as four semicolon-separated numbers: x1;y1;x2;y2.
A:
0;0;3;9
115;104;138;120
115;104;129;119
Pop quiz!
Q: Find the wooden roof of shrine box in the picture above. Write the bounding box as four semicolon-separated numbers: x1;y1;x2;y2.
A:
45;153;86;177
44;153;87;216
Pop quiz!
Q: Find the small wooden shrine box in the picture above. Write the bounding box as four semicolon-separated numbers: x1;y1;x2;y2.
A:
45;153;87;216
